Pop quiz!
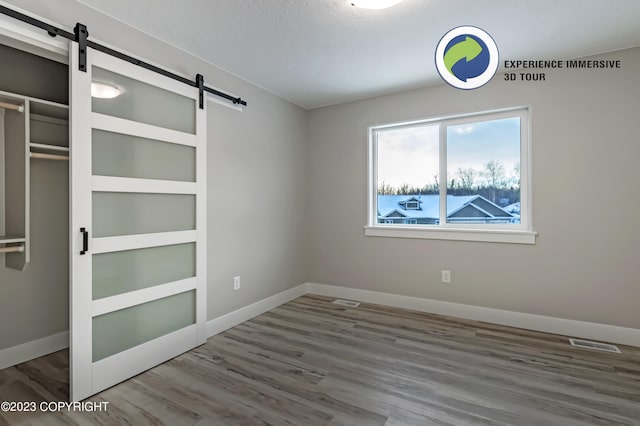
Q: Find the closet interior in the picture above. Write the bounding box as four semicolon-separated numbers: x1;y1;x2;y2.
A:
0;42;69;355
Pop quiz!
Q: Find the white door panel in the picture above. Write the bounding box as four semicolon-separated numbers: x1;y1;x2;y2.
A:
69;43;207;401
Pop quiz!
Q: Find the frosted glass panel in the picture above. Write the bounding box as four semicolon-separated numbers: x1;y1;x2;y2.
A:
92;129;195;181
92;290;195;361
93;243;195;300
92;67;195;134
93;192;195;237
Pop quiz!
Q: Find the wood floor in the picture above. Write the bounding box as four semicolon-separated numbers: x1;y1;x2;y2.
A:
1;294;639;425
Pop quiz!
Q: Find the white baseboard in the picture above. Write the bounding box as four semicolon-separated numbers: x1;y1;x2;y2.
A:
0;284;308;371
0;331;69;371
206;283;308;338
0;284;307;370
306;283;640;348
4;281;638;372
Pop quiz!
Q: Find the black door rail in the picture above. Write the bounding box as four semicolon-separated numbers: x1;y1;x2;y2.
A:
0;5;247;108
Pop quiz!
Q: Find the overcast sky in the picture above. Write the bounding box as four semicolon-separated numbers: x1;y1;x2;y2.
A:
377;117;520;188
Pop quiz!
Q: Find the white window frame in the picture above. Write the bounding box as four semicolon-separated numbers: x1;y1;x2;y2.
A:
366;107;536;244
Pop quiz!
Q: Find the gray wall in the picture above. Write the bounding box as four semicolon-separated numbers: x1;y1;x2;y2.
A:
307;47;640;329
0;44;68;104
207;97;306;318
1;0;307;350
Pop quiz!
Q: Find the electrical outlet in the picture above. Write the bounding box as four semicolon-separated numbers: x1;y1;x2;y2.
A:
233;276;241;291
441;270;451;284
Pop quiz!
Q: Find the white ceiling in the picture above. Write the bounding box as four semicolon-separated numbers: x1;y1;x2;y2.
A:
74;0;640;109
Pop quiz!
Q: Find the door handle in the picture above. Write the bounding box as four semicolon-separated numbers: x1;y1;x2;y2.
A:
80;227;88;255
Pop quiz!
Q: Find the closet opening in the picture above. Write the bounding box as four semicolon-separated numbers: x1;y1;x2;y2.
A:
0;36;71;400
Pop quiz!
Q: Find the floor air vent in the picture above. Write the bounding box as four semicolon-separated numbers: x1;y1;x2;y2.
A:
569;338;621;354
332;299;360;307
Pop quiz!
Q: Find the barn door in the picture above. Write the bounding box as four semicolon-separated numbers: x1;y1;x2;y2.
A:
69;42;207;401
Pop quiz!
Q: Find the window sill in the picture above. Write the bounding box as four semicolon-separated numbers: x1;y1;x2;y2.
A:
364;226;537;244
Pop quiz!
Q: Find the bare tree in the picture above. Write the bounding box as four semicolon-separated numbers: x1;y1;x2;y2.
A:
482;160;506;202
378;181;394;195
482;160;506;188
511;162;521;186
455;167;477;191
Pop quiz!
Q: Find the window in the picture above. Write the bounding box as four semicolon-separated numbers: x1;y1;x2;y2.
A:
405;201;419;210
367;108;535;244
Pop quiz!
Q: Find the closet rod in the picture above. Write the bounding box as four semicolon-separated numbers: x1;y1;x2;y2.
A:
30;152;69;161
0;101;24;113
0;245;25;254
30;143;70;152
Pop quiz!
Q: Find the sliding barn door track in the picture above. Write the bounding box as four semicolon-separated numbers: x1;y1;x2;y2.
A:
0;4;247;109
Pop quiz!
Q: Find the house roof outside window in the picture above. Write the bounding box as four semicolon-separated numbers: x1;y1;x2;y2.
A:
377;195;516;222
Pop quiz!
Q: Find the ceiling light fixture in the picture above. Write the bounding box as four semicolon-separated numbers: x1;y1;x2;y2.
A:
91;82;122;99
351;0;404;9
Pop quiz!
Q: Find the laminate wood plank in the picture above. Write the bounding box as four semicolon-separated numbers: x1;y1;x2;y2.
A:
225;323;629;425
383;407;457;426
288;300;638;390
137;368;267;426
165;355;334;426
1;294;639;425
318;374;516;426
193;343;387;425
